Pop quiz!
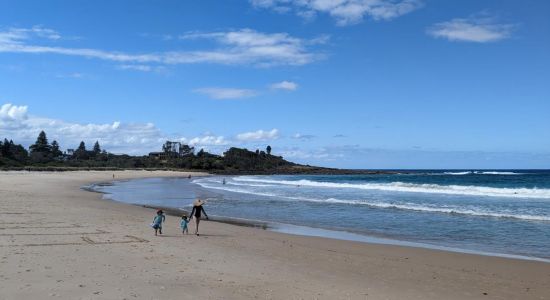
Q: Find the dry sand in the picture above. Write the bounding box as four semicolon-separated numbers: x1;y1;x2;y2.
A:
1;171;549;300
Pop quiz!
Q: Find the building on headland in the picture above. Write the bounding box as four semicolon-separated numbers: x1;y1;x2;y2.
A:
148;141;194;160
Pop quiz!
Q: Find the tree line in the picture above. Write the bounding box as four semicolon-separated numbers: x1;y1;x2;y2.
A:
0;131;300;173
0;131;106;166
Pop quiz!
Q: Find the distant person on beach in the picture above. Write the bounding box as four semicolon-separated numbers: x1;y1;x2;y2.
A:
151;209;166;236
189;199;208;236
180;215;189;235
188;174;192;179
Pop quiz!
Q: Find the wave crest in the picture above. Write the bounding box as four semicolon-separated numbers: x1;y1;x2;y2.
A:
233;177;550;199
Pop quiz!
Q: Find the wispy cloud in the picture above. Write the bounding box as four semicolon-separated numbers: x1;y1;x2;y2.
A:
250;0;423;25
116;64;166;72
270;80;298;91
193;87;258;100
292;133;316;140
427;14;515;43
236;129;279;142
0;25;61;42
283;144;550;169
55;72;86;79
0;26;324;68
179;29;325;67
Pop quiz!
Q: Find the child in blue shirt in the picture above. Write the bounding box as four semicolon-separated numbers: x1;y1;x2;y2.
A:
151;210;165;236
180;215;189;235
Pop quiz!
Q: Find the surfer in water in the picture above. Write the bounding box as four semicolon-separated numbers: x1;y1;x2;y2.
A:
222;178;226;185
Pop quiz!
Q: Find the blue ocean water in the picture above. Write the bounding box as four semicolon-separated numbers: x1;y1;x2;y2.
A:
92;170;550;260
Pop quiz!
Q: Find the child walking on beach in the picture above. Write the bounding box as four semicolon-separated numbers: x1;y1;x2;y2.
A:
180;215;189;235
151;210;165;236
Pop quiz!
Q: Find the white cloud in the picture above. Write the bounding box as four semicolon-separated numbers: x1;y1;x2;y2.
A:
427;15;515;43
0;25;61;43
187;135;229;146
236;129;279;142
0;27;324;68
0;103;28;121
194;87;258;100
179;29;324;67
292;133;316;140
270;80;298;91
0;103;193;154
0;103;282;155
250;0;423;25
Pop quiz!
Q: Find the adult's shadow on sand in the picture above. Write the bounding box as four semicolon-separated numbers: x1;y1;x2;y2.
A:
192;234;231;237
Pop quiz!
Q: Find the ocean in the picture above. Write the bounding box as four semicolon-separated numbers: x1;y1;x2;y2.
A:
91;170;550;261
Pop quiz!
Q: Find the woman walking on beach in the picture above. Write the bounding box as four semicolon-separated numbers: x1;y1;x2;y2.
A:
189;199;208;236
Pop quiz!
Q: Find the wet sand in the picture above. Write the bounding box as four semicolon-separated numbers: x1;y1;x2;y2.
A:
1;171;549;299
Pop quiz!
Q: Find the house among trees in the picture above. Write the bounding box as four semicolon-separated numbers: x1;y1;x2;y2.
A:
149;141;195;160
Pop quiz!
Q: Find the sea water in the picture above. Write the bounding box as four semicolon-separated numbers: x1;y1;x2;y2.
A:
91;170;550;260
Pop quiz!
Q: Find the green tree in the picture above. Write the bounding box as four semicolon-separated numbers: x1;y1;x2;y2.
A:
73;141;89;160
0;139;8;157
9;141;29;163
29;131;51;154
93;141;101;154
266;145;272;155
78;141;86;151
51;140;63;158
179;144;194;156
0;139;28;164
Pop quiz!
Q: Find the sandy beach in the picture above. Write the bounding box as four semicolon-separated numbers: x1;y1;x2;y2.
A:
1;171;549;300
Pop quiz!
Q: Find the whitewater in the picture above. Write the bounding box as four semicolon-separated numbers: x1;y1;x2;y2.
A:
232;177;550;199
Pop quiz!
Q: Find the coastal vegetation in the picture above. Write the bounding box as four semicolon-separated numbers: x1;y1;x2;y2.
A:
0;131;341;174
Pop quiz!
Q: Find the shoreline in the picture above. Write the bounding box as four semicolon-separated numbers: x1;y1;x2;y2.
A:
2;170;549;299
90;176;550;264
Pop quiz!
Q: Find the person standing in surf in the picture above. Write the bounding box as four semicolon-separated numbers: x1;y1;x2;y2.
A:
189;199;208;236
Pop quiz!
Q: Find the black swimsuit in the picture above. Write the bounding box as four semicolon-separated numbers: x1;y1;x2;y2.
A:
191;205;206;218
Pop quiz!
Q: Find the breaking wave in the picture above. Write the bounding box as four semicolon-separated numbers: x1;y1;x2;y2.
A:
194;179;549;221
232;177;550;199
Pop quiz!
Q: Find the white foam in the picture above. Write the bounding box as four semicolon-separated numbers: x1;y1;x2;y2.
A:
226;181;275;187
194;181;280;198
293;197;550;221
233;177;550;199
476;171;524;175
441;171;525;175
194;180;550;222
443;171;473;175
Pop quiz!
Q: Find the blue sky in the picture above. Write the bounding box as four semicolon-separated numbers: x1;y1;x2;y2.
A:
0;0;549;169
